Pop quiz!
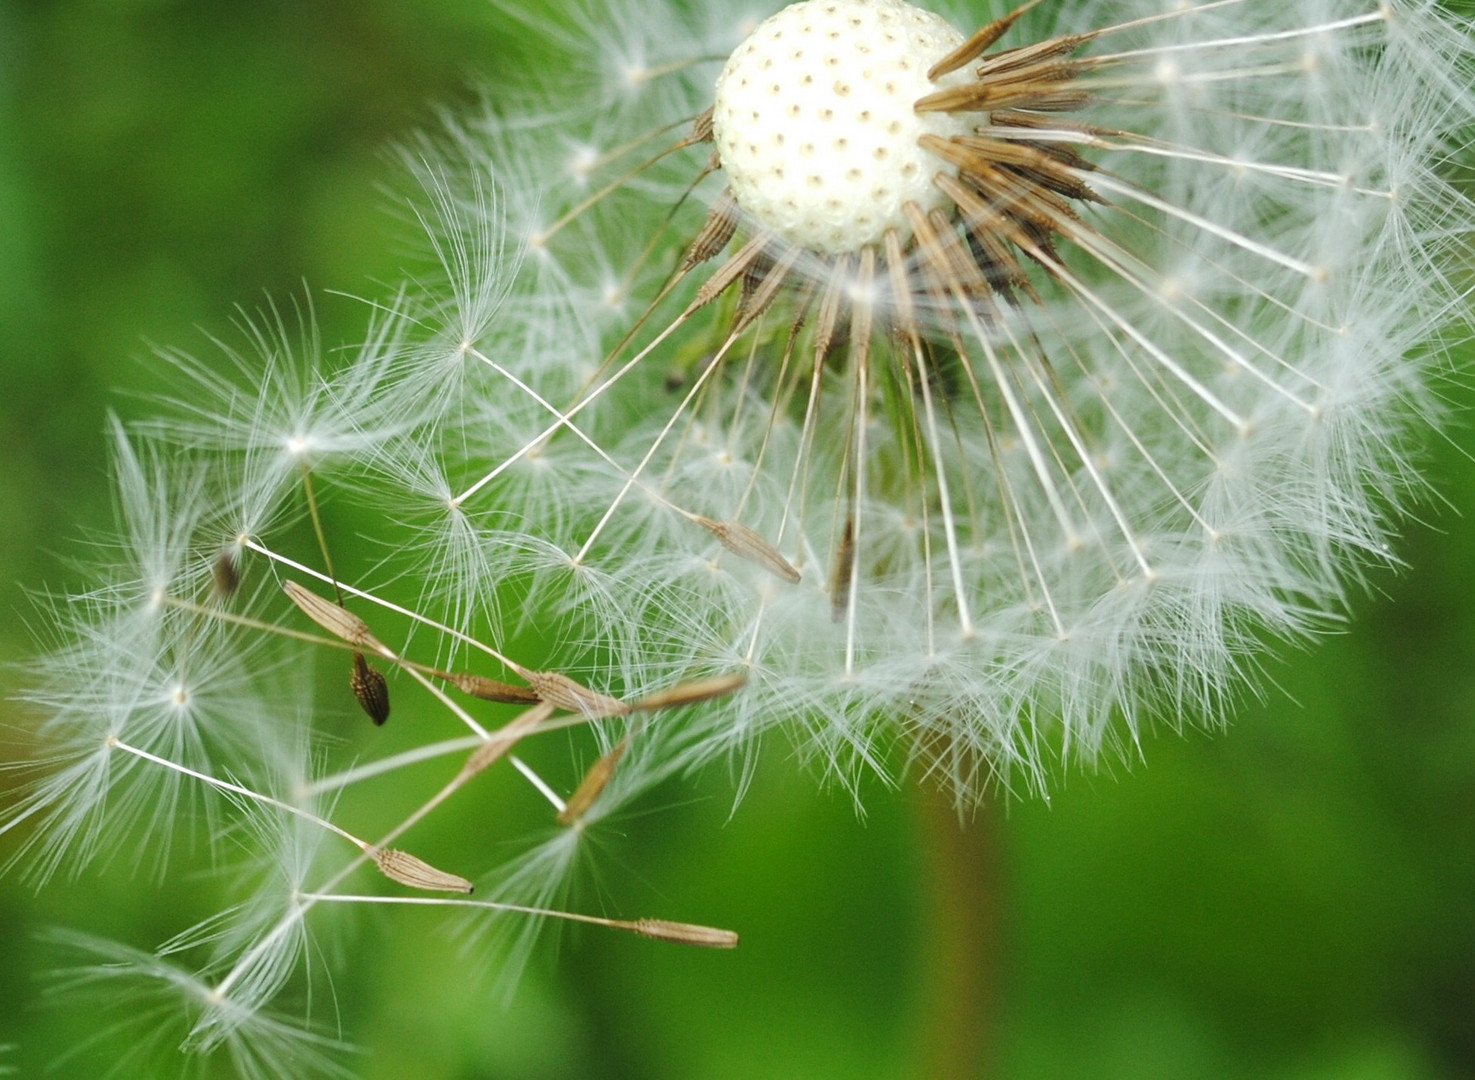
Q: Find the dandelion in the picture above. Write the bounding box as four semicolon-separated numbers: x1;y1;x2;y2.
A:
7;0;1474;1074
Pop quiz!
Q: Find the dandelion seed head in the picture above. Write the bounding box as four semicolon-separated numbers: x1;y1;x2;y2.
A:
10;1;1475;1066
396;0;1475;801
714;0;973;252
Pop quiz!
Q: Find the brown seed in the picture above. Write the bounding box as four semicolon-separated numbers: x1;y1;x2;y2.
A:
830;511;856;624
556;737;630;827
447;672;541;704
631;672;748;711
631;919;740;949
683;188;740;269
371;848;473;894
350;652;391;726
698;517;802;584
926;0;1043;80
524;670;631;718
690;106;715;143
691;234;768;311
460;702;554;780
282;580;376;647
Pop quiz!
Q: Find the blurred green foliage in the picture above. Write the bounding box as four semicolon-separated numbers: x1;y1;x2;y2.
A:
1;2;1472;1078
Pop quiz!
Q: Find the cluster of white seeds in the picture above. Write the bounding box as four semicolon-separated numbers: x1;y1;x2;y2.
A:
712;0;974;254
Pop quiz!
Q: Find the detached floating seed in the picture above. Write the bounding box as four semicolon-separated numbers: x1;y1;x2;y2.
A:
351;652;391;726
371;847;474;894
631;919;740;949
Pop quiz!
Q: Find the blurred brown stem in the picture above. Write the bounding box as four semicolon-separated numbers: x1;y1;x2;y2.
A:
912;787;1003;1080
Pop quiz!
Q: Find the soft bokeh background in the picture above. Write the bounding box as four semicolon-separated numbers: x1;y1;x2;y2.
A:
1;2;1472;1077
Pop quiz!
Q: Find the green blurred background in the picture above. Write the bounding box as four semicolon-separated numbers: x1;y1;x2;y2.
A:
1;1;1472;1077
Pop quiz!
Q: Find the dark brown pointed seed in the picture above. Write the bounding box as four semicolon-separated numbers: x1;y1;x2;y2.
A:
690;234;767;311
212;549;240;599
949;135;1102;202
927;0;1044;79
351;652;391;726
914;79;1088;115
556;737;629;827
805;254;852;376
988;109;1118;139
972;32;1093;79
371;848;473;894
631;919;740;949
734;245;800;331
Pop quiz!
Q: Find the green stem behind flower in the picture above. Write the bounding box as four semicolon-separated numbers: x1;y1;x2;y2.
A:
912;789;1003;1080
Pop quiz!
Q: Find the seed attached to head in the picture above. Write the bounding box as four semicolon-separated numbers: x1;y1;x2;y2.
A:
630;672;748;712
446;672;541;704
697;517;802;583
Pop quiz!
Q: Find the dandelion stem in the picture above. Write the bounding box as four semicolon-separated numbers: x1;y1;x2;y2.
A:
912;792;1002;1080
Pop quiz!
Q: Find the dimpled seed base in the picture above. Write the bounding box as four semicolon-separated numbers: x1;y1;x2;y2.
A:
712;0;974;255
